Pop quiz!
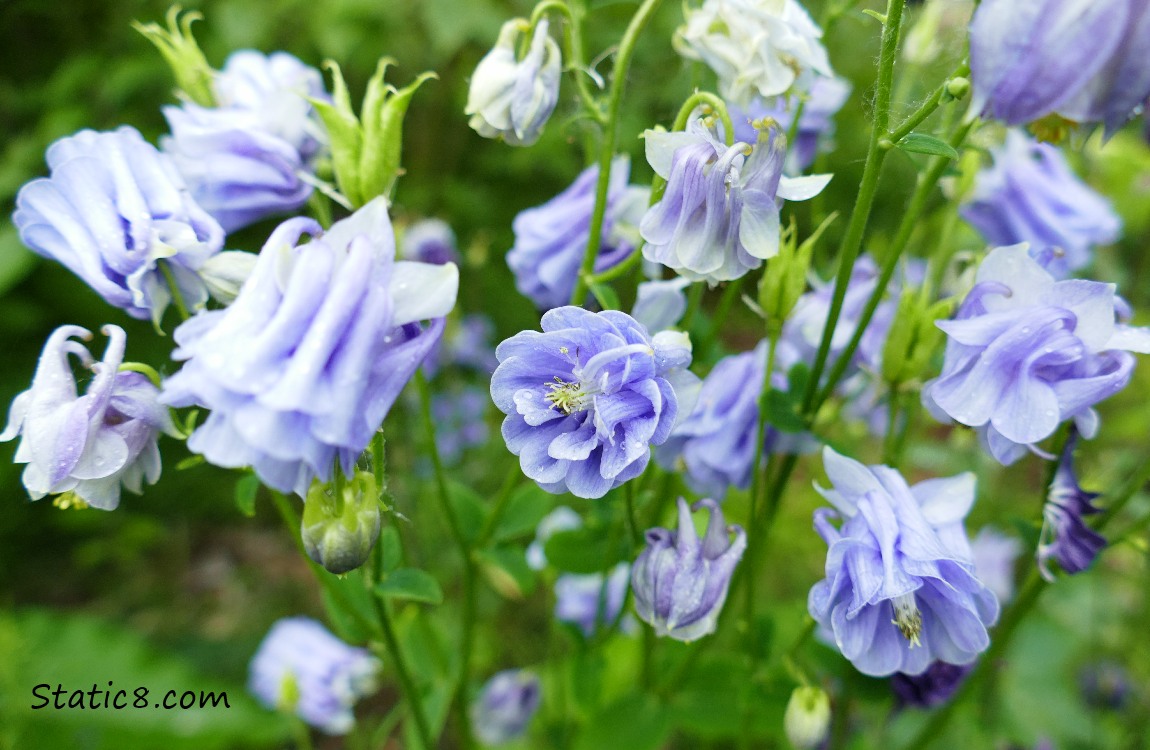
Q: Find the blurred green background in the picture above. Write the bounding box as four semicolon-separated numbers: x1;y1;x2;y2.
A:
1;0;1148;748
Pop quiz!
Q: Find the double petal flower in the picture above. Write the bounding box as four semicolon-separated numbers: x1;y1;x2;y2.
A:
161;198;458;495
2;325;176;510
808;448;999;677
466;19;561;146
923;244;1150;465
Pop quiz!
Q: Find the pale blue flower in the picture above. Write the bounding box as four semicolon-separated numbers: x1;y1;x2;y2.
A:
466;19;561;146
14;126;225;323
970;526;1022;604
161;198;458;495
632;277;691;333
248;617;380;735
471;670;541;745
554;562;630;637
891;662;973;709
808;448;999;677
401;218;459;266
1;325;176;510
729;76;851;172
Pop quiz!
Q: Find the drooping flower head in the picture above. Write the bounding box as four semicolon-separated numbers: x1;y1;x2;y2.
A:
248;617;380;735
14;126;225;323
1;324;176;510
890;661;973;709
466;18;561;147
961;130;1121;278
641;118;830;282
163;50;328;232
969;0;1150;136
554;562;631;637
471;670;542;746
656;340;810;497
508;157;648;309
675;0;833;106
922;244;1150;465
808;448;1000;677
491;307;696;499
1037;432;1106;579
161;198;458;495
730;76;851;172
631;498;746;641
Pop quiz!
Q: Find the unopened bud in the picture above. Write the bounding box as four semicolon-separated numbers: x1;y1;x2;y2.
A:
784;686;831;749
944;77;971;102
133;7;216;107
301;471;381;574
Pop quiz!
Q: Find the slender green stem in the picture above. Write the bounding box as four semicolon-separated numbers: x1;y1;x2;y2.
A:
1097;452;1150;527
290;716;315;750
882;388;902;465
886;62;970;146
568;0;667;306
712;277;745;333
625;481;642;547
682;282;704;329
534;0;604;122
745;334;780;625
414;370;476;749
159;261;191;322
476;464;523;547
372;595;436;750
671;90;735;144
587;243;644;285
800;0;907;417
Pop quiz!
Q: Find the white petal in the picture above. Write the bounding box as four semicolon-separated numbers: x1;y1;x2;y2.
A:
388;261;459;326
777;173;832;201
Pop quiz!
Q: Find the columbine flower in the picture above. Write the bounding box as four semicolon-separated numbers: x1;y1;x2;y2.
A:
640;118;830;282
508;157;648;309
161;198;458;495
1036;432;1106;579
808;447;999;677
554;562;630;637
526;505;583;570
471;670;542;746
922;244;1150;465
13;126;225;324
675;0;833;106
730;76;851;172
656;340;809;497
631;277;692;333
961;130;1121;278
891;661;973;709
783;686;832;750
969;0;1150;136
400;218;459;266
465;18;561;146
631;498;746;641
490;307;696;499
248;617;380;735
163;50;328;232
1;325;176;510
970;526;1022;604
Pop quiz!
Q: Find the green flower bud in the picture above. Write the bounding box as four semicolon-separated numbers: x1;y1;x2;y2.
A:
133;7;216;107
311;59;436;209
881;286;954;387
758;213;837;335
784;686;831;750
301;471;381;575
944;76;971;102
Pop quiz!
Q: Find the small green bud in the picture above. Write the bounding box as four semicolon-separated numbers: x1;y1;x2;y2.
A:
301;471;381;575
784;686;831;750
133;7;216;107
758;212;837;334
944;77;971;102
311;59;436;208
881;286;954;386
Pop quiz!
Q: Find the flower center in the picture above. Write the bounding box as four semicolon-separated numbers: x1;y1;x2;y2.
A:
891;593;923;648
544;377;590;415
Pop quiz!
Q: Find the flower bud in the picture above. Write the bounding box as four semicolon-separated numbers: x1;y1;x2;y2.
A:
631;498;746;642
880;286;952;387
301;471;382;575
758;213;834;335
784;686;831;749
133;7;216;106
471;670;541;745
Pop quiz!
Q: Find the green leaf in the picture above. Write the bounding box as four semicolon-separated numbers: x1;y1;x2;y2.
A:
491;483;553;542
376;568;444;605
378;524;402;572
589;281;621;311
896;133;959;160
543;527;630;574
447;481;489;545
233;473;259;518
764;388;806;434
476;546;537;599
318;568;379;643
573;693;672;750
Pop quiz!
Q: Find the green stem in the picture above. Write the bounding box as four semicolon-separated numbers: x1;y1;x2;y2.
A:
671;90;735;145
372;596;436;750
159;260;191;322
798;0;905;417
886;61;970;146
1097;452;1150;527
476;464;523;547
745;333;780;625
586;243;644;285
533;0;604;122
290;716;315;750
712;277;745;333
682;282;704;330
882;388;902;465
414;370;477;749
567;0;666;306
625;481;642;548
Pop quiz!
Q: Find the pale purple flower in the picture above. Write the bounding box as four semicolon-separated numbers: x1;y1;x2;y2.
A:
490;307;696;499
891;661;973;709
969;0;1150;136
632;277;691;333
471;670;541;745
466;19;561;146
1;325;176;510
401;218;459;266
13;126;225;323
508;157;648;309
161;198;458;495
922;244;1150;465
640;118;830;282
248;617;380;735
163;50;328;232
554;562;630;637
961;130;1121;278
676;0;833;106
808;447;1000;677
730;76;851;172
432;387;489;464
970;526;1022;604
656;340;809;497
631;497;746;641
1037;432;1106;579
526;505;583;570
